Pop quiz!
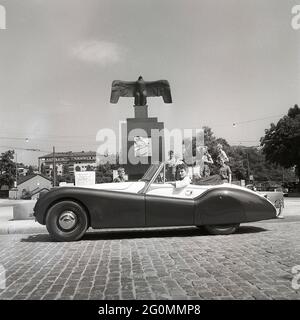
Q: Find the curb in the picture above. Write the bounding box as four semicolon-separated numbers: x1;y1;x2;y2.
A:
0;221;47;235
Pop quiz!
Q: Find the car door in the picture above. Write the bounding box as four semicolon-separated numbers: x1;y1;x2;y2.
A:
89;190;146;228
145;183;195;227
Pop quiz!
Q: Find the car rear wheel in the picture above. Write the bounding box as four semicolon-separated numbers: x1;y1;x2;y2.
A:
46;200;88;241
204;223;240;235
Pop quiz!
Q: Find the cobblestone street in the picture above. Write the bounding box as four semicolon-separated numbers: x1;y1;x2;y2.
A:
0;214;300;300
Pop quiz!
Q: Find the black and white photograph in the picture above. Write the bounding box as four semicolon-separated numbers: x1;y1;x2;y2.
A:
0;0;300;311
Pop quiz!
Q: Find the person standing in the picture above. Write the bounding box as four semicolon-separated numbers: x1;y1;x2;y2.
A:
113;167;126;182
217;143;229;163
219;158;232;183
166;150;183;181
201;146;214;177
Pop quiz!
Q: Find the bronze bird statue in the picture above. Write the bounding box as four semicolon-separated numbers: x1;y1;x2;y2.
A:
110;76;172;106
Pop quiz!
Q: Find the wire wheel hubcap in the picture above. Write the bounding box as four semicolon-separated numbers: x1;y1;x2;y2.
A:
58;211;77;231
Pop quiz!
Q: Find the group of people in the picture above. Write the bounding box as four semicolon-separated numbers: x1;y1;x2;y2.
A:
200;143;232;184
112;144;231;188
113;162;191;190
166;144;232;185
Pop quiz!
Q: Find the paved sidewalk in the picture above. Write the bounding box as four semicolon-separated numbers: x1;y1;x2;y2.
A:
0;198;299;300
0;219;299;300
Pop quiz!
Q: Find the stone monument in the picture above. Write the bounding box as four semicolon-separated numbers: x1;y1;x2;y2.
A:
110;76;172;180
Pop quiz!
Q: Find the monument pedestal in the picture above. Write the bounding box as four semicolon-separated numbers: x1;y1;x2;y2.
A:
123;105;164;180
134;105;148;118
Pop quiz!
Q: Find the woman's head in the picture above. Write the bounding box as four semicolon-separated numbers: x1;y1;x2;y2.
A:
117;167;125;177
217;143;223;151
177;163;188;179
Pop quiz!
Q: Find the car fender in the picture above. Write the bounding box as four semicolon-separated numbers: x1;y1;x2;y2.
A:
194;186;276;226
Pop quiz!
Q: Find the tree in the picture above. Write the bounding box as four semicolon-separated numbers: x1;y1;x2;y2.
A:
0;150;16;188
26;165;34;176
190;126;232;176
260;104;300;180
86;165;94;171
59;164;74;184
188;127;296;183
96;162;118;183
62;164;70;175
190;126;217;157
40;163;47;175
229;146;248;181
50;165;58;186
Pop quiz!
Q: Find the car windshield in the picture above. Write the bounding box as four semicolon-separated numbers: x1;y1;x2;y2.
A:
140;164;161;182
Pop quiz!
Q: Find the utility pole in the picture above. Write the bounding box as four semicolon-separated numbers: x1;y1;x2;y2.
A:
15;151;18;199
53;146;56;187
15;151;17;187
246;152;250;182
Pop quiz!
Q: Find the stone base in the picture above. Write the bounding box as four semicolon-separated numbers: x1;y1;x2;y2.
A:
13;200;36;220
125;116;164;180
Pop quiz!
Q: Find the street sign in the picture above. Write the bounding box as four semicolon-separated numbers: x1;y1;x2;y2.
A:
75;171;95;186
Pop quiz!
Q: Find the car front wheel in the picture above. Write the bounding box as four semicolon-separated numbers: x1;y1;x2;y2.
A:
204;223;240;235
46;200;88;241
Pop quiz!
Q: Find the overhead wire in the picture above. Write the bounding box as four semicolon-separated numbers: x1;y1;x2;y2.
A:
0;113;289;154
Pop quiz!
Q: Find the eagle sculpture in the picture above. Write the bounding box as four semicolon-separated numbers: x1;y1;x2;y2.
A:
110;76;172;106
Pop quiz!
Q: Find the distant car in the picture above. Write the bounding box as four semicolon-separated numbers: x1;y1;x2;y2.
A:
257;191;284;217
34;163;277;241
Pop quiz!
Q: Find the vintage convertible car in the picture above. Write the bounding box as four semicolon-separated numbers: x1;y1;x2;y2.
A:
34;163;277;241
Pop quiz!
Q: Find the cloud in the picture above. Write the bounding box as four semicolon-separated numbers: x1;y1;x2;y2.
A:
71;40;125;66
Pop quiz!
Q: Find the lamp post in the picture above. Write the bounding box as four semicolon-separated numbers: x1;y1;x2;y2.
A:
15;150;18;199
246;152;250;182
53;146;56;187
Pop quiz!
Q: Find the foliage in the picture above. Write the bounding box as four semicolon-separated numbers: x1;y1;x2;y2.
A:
96;162;118;183
62;164;70;175
26;165;34;176
21;188;32;200
58;164;74;184
57;173;74;184
260;104;300;179
0;150;16;188
188;127;296;184
40;163;47;175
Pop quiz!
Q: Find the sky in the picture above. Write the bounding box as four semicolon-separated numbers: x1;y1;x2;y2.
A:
0;0;299;165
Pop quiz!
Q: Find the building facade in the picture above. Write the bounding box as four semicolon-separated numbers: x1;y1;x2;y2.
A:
38;151;97;177
9;174;52;199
